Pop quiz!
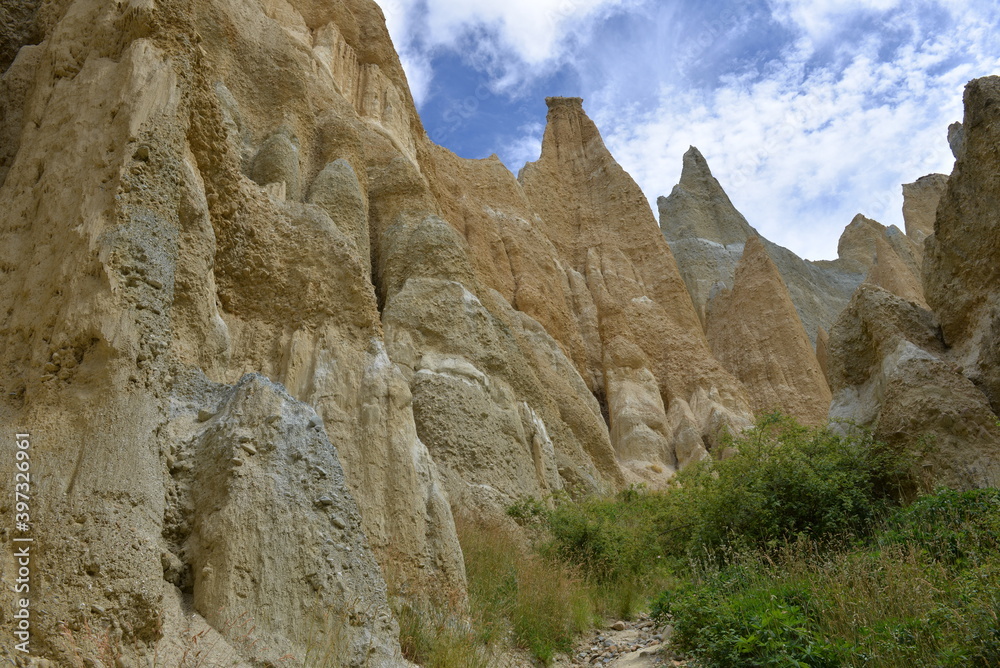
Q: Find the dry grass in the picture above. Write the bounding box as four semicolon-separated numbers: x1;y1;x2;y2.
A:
389;516;596;667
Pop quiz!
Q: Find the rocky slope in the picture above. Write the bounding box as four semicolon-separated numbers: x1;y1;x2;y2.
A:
902;173;949;245
0;0;998;664
825;75;1000;488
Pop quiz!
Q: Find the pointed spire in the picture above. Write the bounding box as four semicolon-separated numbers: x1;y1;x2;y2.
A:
658;146;754;245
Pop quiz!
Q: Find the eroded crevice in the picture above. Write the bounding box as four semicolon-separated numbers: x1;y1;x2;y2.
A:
0;0;43;73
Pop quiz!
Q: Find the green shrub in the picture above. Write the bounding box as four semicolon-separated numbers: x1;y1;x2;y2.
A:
534;484;682;618
676;413;914;559
654;487;1000;668
653;572;844;668
882;487;1000;568
542;485;666;581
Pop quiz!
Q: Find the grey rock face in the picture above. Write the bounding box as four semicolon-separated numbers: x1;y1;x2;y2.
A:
174;373;410;667
658;147;864;343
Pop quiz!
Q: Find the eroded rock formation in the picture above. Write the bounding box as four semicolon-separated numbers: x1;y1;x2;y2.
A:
0;0;998;663
705;236;832;425
828;76;1000;490
0;0;753;663
520;99;754;478
828;285;1000;489
924;76;1000;414
659;147;865;343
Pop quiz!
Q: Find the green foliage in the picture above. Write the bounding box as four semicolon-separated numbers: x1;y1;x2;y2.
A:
460;518;594;664
653;488;1000;668
505;495;547;525
882;487;1000;568
541;484;668;582
675;413;915;558
514;415;918;625
437;414;997;668
654;576;843;668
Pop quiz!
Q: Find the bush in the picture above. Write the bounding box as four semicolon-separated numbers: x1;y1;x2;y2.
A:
532;485;681;618
882;487;1000;568
541;485;669;582
654;488;1000;668
653;574;844;668
675;413;914;558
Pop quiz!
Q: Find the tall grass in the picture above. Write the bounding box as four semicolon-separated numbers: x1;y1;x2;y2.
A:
460;517;594;664
392;517;595;666
643;417;1000;668
655;526;1000;667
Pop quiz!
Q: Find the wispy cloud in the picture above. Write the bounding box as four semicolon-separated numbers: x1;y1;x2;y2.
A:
598;1;1000;259
380;0;639;103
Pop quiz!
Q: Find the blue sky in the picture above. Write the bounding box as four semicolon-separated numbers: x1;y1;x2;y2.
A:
376;0;1000;260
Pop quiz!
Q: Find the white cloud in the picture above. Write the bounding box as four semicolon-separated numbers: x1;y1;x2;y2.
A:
768;0;903;44
595;2;1000;260
498;122;546;172
420;0;624;64
376;0;639;100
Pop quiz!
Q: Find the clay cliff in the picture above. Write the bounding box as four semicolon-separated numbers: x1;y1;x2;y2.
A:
656;147;935;429
924;77;1000;414
902;173;949;245
705;236;832;425
0;1;749;663
518;97;754;478
658;149;928;343
827;76;1000;489
0;0;998;664
658;147;864;343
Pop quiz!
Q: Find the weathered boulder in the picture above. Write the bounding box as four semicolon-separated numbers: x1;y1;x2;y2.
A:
828;285;1000;489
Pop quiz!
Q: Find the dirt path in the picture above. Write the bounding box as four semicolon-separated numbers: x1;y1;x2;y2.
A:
551;614;688;667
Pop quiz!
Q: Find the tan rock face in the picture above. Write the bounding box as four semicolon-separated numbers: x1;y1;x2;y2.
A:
828;285;1000;489
3;0;995;662
520;98;754;480
660;146;755;247
705;236;832;425
864;233;927;309
835;214;922;283
826;76;1000;492
0;1;41;71
924;76;1000;413
816;327;831;384
902;173;949;245
0;0;442;663
176;374;403;667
